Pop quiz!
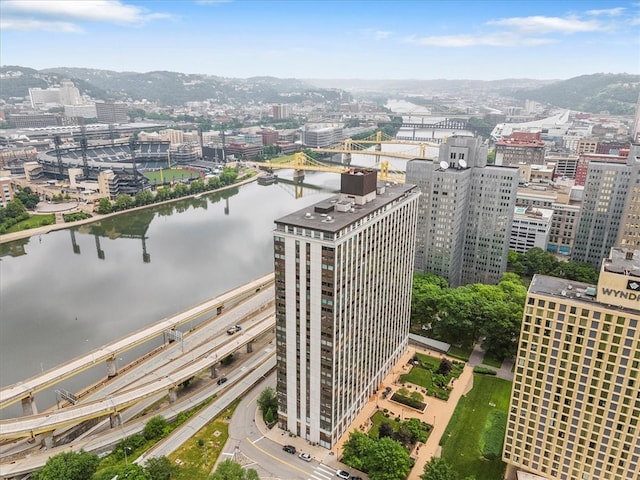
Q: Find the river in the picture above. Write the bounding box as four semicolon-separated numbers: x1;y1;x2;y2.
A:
0;171;339;419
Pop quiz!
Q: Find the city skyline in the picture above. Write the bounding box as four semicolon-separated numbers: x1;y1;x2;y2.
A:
1;0;638;81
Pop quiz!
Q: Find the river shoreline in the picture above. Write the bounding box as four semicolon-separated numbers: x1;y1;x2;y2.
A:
0;172;260;245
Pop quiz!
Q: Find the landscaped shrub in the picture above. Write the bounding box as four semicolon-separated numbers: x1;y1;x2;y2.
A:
481;410;507;460
390;392;426;411
473;366;497;375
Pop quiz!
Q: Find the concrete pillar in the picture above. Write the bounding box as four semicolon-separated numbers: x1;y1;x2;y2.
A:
210;365;218;379
21;395;38;416
110;412;121;428
42;432;54;449
106;357;118;377
168;387;178;403
246;341;253;353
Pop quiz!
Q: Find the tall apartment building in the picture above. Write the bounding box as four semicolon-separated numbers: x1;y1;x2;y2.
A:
272;104;290;119
273;170;420;448
503;246;640;480
95;102;128;124
571;146;640;268
406;136;519;287
617;151;640;248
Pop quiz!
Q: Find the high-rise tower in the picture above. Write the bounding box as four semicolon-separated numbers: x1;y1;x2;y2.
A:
406;136;519;287
273;169;419;448
571;145;639;268
503;246;640;480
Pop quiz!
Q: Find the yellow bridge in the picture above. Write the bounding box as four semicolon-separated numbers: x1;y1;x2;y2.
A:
253;132;441;183
253;151;405;183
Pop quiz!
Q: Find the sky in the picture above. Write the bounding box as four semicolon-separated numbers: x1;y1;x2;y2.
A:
1;0;639;80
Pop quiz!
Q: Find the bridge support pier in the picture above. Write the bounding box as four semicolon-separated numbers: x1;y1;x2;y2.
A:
210;365;218;379
21;395;38;416
293;169;305;183
42;432;54;449
110;412;122;428
168;387;178;403
246;341;253;353
106;357;118;377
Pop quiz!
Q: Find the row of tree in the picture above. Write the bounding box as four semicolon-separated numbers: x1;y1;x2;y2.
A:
508;247;599;284
96;167;239;215
412;272;527;359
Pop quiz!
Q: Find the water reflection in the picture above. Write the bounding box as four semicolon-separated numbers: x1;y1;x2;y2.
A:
0;173;339;418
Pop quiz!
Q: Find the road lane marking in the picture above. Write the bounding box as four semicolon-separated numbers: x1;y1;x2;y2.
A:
254;435;265;442
245;436;311;476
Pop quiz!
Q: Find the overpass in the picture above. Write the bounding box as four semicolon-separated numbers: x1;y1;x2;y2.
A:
0;315;275;440
0;273;274;412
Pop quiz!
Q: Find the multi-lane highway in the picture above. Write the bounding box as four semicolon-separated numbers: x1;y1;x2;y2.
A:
0;273;274;411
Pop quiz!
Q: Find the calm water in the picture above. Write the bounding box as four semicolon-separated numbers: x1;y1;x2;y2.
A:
0;172;339;418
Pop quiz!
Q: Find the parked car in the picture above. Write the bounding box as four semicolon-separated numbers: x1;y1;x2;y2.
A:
299;452;312;462
336;470;350;479
217;377;228;385
350;476;362;480
283;445;296;454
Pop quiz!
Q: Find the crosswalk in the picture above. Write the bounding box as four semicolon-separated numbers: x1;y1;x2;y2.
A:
308;463;336;480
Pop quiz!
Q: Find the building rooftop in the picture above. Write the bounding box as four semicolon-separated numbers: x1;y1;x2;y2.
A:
274;181;417;234
529;275;597;303
603;247;640;277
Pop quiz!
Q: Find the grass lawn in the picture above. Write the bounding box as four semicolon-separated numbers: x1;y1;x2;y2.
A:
4;214;55;233
400;353;464;400
440;375;512;480
169;400;239;480
144;168;200;184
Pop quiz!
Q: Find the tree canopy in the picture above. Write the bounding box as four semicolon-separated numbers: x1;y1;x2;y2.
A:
32;450;99;480
208;459;259;480
508;248;599;284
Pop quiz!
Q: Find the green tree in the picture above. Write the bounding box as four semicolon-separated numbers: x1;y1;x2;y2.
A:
144;456;176;480
4;198;27;218
209;459;246;480
143;415;168;440
114;194;134;211
98;197;113;215
135;190;154;206
207;176;222;189
257;387;278;425
155;187;172;202
14;186;40;209
367;436;412;480
420;457;458;480
219;168;238;186
189;178;206;193
33;450;99;480
173;182;189;197
341;431;375;471
402;418;428;443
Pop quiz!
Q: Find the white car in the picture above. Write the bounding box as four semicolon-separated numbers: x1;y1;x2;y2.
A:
336;470;351;480
299;452;312;462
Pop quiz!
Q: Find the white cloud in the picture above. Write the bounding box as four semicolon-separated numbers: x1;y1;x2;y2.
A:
586;7;625;16
0;18;83;33
487;15;603;34
405;33;554;48
0;0;173;31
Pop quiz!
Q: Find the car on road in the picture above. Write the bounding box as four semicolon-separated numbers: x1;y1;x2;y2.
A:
227;325;242;335
350;477;362;480
283;445;296;454
299;452;312;462
217;377;228;385
336;470;350;479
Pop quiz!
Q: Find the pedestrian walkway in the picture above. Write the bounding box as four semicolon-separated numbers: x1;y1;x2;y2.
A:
255;345;483;480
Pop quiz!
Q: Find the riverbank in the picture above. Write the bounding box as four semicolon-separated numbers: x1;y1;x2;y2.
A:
0;171;260;245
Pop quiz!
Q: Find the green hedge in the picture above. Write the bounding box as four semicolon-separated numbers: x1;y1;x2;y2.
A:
473;366;497;375
481;410;507;460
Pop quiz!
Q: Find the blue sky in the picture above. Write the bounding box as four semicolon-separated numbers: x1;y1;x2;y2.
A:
1;0;638;80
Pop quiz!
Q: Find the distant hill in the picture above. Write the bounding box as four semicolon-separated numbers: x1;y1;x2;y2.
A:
508;73;640;115
0;66;352;106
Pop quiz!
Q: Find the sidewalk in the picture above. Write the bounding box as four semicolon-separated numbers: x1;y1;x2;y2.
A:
254;346;478;479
